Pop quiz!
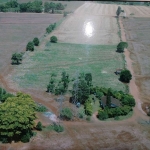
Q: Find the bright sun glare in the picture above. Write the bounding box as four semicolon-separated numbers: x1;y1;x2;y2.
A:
84;22;94;37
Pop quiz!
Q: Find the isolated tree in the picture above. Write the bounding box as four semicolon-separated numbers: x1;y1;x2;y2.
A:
106;88;111;108
26;41;34;51
36;121;42;131
33;37;39;46
116;42;128;53
119;69;132;83
11;52;23;65
116;6;121;17
0;92;36;143
50;36;57;43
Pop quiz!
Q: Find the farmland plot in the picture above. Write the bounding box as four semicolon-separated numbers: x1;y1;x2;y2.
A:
0;13;62;73
123;17;150;102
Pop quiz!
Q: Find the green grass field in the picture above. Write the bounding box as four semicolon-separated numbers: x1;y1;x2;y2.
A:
13;42;126;92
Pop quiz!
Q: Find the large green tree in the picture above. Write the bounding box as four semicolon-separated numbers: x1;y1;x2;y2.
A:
119;69;132;83
0;92;36;143
26;41;34;51
11;52;23;65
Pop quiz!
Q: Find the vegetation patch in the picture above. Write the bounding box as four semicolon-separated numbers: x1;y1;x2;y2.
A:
13;43;125;92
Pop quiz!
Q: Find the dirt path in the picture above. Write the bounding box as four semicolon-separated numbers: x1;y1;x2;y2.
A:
119;18;148;120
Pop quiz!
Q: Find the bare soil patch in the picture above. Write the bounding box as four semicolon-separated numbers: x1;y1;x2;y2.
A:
122;17;150;104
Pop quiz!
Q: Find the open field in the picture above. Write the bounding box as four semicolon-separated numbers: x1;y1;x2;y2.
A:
52;2;150;45
11;43;125;92
0;13;62;74
122;17;150;103
0;2;150;150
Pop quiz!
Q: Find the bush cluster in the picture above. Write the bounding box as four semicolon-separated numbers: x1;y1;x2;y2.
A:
35;104;48;112
98;105;132;120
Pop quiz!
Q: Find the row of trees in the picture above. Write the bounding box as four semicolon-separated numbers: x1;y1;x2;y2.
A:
44;2;65;13
46;23;56;34
0;0;43;13
11;37;39;64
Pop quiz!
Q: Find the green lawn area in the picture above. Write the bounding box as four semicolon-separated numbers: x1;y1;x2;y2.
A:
12;42;126;91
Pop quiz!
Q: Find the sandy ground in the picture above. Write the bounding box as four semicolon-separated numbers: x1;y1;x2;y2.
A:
0;2;150;150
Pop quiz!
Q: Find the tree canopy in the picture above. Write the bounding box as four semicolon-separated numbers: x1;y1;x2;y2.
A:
0;92;36;143
26;41;34;51
11;52;23;65
116;6;122;17
119;69;132;83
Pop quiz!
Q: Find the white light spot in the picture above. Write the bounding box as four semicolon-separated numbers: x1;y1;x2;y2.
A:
84;22;94;37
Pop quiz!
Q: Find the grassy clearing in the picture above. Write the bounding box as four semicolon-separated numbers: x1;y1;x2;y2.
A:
13;42;125;92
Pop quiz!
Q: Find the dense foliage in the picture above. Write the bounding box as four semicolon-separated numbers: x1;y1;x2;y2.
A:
50;36;58;43
46;23;56;34
33;37;40;46
11;52;24;65
0;87;14;103
0;0;42;13
84;97;93;116
116;42;128;53
119;69;132;83
35;104;48;112
0;92;36;143
26;41;34;51
44;2;65;13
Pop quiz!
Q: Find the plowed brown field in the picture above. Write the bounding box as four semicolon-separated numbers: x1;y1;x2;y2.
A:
0;13;62;75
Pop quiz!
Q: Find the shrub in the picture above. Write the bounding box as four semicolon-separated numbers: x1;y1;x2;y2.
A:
46;26;52;33
53;123;64;132
84;98;93;116
50;36;57;43
36;121;42;131
21;132;31;143
116;42;128;53
33;37;39;46
119;69;132;83
60;107;73;120
26;41;34;51
35;104;48;112
98;110;108;120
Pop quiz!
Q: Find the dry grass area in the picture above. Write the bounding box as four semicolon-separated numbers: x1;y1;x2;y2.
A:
52;2;150;45
122;17;150;104
0;13;62;74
